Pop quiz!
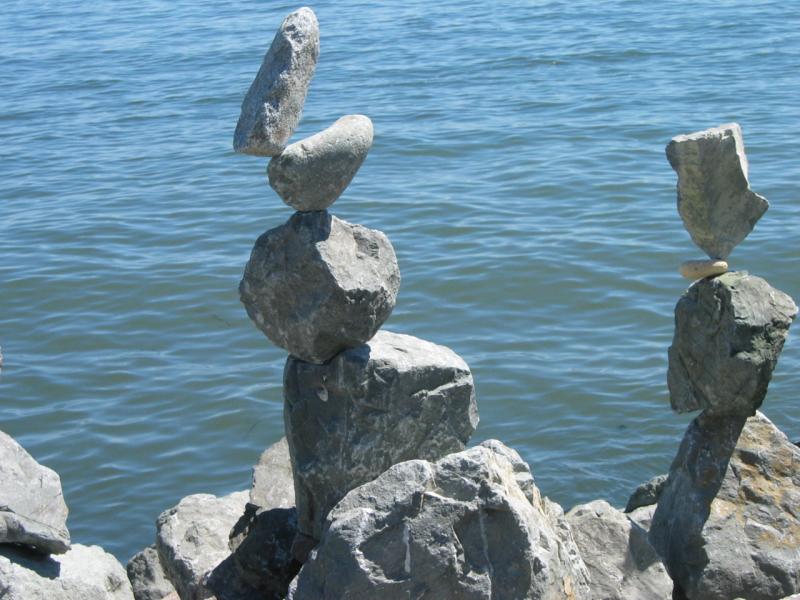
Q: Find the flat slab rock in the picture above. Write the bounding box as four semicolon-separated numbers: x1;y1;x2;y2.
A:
667;122;768;260
288;441;591;600
0;429;70;554
233;8;319;156
250;436;295;510
649;411;800;600
668;271;797;416
284;330;478;547
240;211;400;364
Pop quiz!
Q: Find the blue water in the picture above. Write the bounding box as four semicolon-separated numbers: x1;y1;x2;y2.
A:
1;1;798;562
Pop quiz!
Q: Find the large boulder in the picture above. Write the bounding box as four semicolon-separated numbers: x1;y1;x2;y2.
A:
0;430;70;554
126;545;177;600
668;272;797;415
288;441;591;599
666;122;768;260
649;411;800;600
284;330;478;549
0;543;133;600
566;500;672;600
240;211;400;364
233;8;319;156
250;437;294;510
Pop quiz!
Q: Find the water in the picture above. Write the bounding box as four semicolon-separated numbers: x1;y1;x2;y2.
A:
1;0;799;562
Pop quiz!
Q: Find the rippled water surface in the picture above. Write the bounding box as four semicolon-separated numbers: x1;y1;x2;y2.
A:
2;1;799;561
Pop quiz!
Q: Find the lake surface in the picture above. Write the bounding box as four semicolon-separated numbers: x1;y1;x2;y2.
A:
2;0;799;561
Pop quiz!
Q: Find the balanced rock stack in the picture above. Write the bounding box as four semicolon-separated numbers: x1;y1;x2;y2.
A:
649;124;800;600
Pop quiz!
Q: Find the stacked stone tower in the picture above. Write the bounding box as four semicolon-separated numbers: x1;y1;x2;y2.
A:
648;124;800;600
233;7;479;563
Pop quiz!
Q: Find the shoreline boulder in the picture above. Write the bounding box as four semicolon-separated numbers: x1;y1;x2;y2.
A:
250;437;294;511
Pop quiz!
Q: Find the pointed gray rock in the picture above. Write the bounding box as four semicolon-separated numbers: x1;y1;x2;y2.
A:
668;271;797;415
268;115;374;212
667;122;768;259
240;211;400;364
126;545;176;600
625;474;668;512
233;8;319;156
250;437;294;510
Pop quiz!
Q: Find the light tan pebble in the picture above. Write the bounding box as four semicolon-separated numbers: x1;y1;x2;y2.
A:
679;259;728;280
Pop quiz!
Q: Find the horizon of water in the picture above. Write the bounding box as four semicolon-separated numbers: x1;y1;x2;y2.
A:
1;0;799;561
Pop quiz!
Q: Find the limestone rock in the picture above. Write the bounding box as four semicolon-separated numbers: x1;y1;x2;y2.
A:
268;115;374;212
649;411;800;600
625;473;668;512
0;543;133;600
567;499;672;600
0;429;70;554
284;330;478;546
667;123;768;259
679;258;728;280
233;8;319;156
240;211;400;364
126;545;176;600
251;437;294;510
155;490;248;600
288;441;591;600
668;271;797;415
628;504;657;533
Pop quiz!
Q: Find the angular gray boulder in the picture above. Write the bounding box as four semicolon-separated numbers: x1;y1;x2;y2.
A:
251;436;294;510
268;115;374;212
284;330;478;548
567;499;672;600
625;473;668;513
233;8;319;156
0;429;70;554
666;122;768;260
668;271;797;415
288;441;591;599
126;545;177;600
649;411;800;600
240;211;400;364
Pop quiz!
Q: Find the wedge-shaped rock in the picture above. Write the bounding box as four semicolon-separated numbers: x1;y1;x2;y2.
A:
0;430;70;554
240;211;400;364
284;330;478;547
288;441;591;599
625;473;668;513
567;500;672;600
233;8;319;156
667;123;768;259
649;411;800;600
268;115;374;211
251;437;294;510
126;545;176;600
668;271;796;415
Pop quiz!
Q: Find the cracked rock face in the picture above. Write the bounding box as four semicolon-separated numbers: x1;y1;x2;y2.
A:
668;271;797;416
287;441;591;600
666;123;768;260
284;330;478;545
240;211;400;364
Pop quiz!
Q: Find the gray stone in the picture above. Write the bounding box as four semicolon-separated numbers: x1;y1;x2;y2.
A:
126;545;176;600
251;437;294;510
625;474;668;512
628;504;657;533
668;271;797;416
0;543;133;600
288;442;591;600
567;499;672;600
233;8;319;156
240;211;400;364
155;490;248;600
268;115;374;212
0;429;70;554
666;122;769;260
284;330;478;547
649;411;800;600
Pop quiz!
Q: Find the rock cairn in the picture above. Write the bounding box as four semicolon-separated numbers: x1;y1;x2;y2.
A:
649;123;799;600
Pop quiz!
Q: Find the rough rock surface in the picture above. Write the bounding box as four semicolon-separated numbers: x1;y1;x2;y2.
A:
268;115;374;211
668;271;797;415
666;122;768;260
284;330;478;546
126;545;176;600
649;411;800;600
0;429;70;554
567;499;672;600
233;8;319;156
155;490;248;600
288;441;591;600
0;543;133;600
628;504;657;533
251;437;294;510
625;473;668;513
240;211;400;364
